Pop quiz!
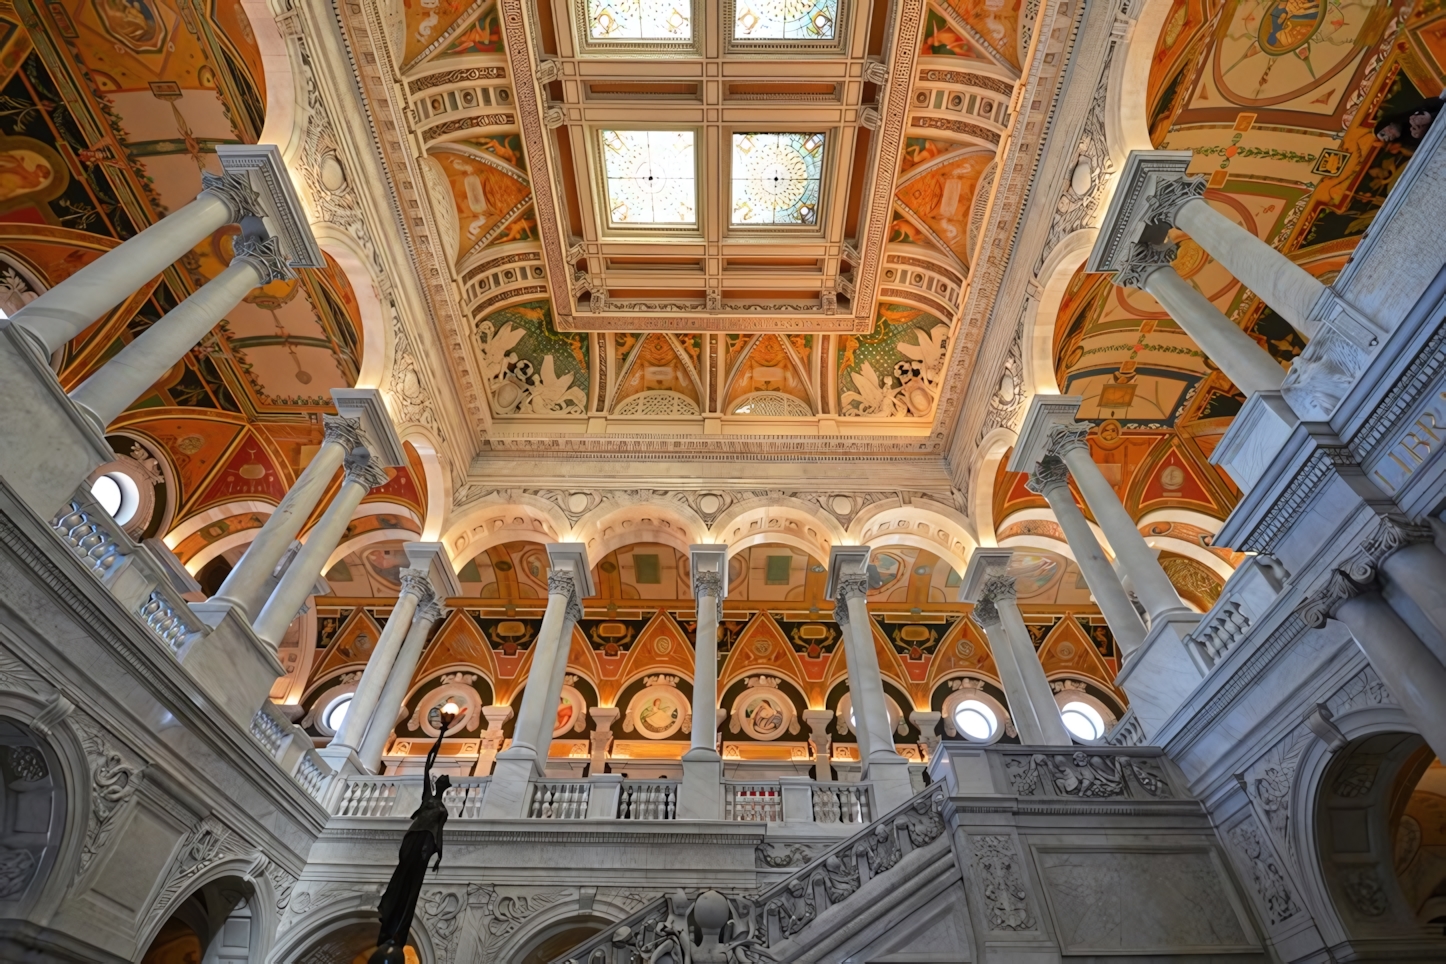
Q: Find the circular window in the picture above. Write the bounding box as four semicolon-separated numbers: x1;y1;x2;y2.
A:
324;695;352;734
952;700;998;742
1060;701;1106;742
90;471;140;524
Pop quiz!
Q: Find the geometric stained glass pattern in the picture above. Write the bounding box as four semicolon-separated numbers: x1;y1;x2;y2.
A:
601;130;697;225
734;0;837;39
588;0;691;40
731;132;825;225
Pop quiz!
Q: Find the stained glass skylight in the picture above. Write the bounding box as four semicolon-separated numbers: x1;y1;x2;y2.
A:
588;0;691;40
600;130;697;225
731;132;825;226
734;0;837;40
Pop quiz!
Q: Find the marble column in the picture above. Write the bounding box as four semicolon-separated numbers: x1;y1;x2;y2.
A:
252;449;389;646
1364;517;1446;657
1300;570;1446;760
969;581;1072;746
803;708;835;781
587;706;620;775
1046;424;1190;623
1117;247;1286;396
333;570;435;755
681;547;725;818
472;705;516;777
68;237;293;429
1027;455;1148;655
833;564;913;810
483;555;588;818
197;415;365;625
8;172;260;356
356;597;447;773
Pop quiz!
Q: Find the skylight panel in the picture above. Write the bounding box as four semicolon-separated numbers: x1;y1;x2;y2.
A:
731;132;825;226
588;0;692;40
601;130;697;226
734;0;837;40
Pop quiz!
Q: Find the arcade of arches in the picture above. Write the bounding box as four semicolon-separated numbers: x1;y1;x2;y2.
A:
0;0;1443;961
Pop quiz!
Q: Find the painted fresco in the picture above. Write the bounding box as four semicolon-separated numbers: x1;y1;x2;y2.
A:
432;147;532;263
895;150;993;266
940;0;1023;68
837;303;950;417
477;301;589;415
920;7;993;61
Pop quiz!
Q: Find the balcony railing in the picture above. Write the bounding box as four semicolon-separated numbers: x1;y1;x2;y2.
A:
811;782;871;824
616;780;678;819
528;779;592;819
336;775;491;817
724;782;782;822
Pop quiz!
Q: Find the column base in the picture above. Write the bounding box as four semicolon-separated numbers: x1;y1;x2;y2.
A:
189;597;249;629
181;605;285;731
316;745;365;778
862;753;914;813
0;323;113;519
679;750;722;819
480;752;539;819
1115;611;1205;739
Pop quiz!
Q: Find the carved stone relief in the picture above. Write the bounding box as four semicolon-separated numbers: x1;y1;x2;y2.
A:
971;834;1036;931
1226;814;1301;927
141;815;250;938
71;713;143;876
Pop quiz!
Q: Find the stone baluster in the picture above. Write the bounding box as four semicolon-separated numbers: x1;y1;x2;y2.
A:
681;546;725;818
251;449;390;646
1027;455;1148;655
354;598;448;773
1299;570;1446;760
68;237;293;430
7;172;261;357
331;570;436;758
1045;424;1191;624
195;415;365;626
483;545;591;818
961;550;1072;746
829;548;912;811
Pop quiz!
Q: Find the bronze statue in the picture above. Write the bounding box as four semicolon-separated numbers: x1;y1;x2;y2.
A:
369;701;459;963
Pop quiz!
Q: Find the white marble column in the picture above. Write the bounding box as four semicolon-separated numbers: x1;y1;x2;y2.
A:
252;450;389;646
1047;424;1190;623
1027;455;1148;655
970;583;1072;746
472;705;516;777
1118;250;1286;396
68;237;292;429
681;547;725;818
831;558;912;810
8;173;259;356
1301;570;1446;760
332;569;435;755
196;415;364;625
1364;518;1446;657
587;706;619;775
356;597;447;773
803;708;835;781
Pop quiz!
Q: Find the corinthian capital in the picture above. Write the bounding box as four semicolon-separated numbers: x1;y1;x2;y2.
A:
693;570;723;600
832;572;869;626
1294;568;1373;629
398;568;436;603
1359;515;1435;564
971;596;1001;628
980;574;1016;602
199;170;262;222
342;450;390;490
1143;174;1207;229
321;414;365;451
415;598;447;626
232;235;296;284
1115;240;1178;291
1043;423;1091;460
1025;454;1070;495
548;569;585;623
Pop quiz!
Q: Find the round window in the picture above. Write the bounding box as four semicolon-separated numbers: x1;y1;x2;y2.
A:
325;695;352;734
90;471;140;524
1060;701;1106;742
952;699;998;742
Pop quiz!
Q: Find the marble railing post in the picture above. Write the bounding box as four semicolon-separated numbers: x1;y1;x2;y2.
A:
1300;571;1446;760
1116;246;1286;396
68;238;293;430
252;449;389;646
961;549;1072;746
1046;424;1191;623
355;598;447;773
1027;456;1148;655
483;546;591;818
196;415;365;625
681;546;725;818
7;173;260;356
332;570;435;755
829;549;913;810
803;708;835;781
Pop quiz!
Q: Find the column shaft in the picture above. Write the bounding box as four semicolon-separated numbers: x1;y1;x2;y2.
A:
1034;474;1148;655
531;609;582;758
205;417;361;621
1175;197;1325;336
69;250;280;427
358;601;445;772
994;598;1073;746
688;587;721;756
843;592;903;765
501;575;575;771
252;456;385;645
1141;266;1285;395
1337;592;1446;760
10;192;236;355
1057;437;1188;622
1381;543;1446;653
332;575;427;752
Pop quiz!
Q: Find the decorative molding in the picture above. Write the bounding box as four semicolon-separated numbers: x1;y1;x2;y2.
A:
72;713;144;875
141;815;251;937
1225;814;1301;927
970;833;1036;931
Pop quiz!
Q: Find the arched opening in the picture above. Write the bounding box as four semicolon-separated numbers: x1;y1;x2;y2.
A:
139;877;263;964
513;915;609;964
286;920;421;964
0;717;64;914
1314;732;1446;954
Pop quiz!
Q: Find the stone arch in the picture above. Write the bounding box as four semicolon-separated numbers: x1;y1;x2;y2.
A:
137;870;281;964
712;498;840;561
402;430;450;542
1028;229;1096;398
572;500;705;564
852;500;975;575
269;891;437;964
1107;0;1171;159
485;893;645;964
442;497;570;567
170;500;279;575
969;427;1016;548
0;704;74;926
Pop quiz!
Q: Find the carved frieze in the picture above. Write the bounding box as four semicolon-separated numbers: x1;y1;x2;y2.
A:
970;834;1036;931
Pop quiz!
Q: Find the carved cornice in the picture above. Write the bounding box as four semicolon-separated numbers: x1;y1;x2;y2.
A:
1294;569;1372;629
